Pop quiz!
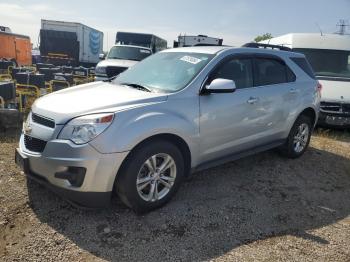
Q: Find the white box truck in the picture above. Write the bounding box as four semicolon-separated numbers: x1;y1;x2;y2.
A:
40;19;103;66
173;34;223;47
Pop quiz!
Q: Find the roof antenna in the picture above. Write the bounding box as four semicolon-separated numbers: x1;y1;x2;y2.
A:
315;22;323;36
336;19;349;35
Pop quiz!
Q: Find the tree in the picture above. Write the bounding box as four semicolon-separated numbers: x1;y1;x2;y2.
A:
254;33;273;43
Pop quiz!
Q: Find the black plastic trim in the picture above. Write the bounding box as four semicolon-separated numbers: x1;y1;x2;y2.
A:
25;169;111;209
32;113;55;128
242;42;292;51
55;167;86;187
317;112;350;128
192;140;285;173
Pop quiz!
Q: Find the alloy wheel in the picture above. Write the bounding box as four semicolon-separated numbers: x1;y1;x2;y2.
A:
293;123;309;153
136;153;177;202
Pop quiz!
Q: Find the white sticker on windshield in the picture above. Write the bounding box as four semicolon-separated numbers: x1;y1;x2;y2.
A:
140;49;151;53
180;56;202;64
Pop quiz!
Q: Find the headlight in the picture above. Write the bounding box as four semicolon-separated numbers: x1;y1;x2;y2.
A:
95;66;107;75
58;113;114;144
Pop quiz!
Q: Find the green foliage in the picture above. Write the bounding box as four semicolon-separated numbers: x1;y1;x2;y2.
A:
254;33;273;43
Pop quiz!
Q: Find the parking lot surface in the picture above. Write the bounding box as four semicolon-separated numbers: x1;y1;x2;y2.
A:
0;130;349;261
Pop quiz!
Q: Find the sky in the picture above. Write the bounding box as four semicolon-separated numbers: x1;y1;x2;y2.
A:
1;0;349;51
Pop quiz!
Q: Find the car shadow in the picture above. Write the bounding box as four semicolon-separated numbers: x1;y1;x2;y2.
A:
27;146;350;261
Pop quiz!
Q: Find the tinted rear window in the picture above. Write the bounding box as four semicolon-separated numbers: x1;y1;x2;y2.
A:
254;58;295;86
290;57;316;79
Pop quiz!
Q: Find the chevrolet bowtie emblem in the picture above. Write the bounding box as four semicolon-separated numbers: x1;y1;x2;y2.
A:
23;122;32;134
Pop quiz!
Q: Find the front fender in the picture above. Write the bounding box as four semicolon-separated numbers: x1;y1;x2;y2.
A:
90;102;199;164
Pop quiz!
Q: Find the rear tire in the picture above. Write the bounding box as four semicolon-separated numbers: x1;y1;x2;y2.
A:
115;140;185;214
279;115;312;158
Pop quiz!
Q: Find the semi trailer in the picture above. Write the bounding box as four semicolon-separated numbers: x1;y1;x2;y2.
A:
40;19;103;66
0;26;32;66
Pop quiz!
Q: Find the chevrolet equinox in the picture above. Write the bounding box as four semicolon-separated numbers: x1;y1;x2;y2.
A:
16;45;321;213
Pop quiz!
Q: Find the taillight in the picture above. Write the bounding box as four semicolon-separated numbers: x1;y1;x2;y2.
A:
317;81;322;95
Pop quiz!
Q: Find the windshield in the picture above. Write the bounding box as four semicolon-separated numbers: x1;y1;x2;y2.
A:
114;52;214;93
294;48;350;79
107;46;152;61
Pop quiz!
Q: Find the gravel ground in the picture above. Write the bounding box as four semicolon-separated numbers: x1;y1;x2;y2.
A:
0;130;349;261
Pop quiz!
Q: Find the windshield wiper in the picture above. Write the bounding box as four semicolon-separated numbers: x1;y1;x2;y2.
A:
126;58;141;61
103;75;118;82
121;83;152;92
108;57;140;61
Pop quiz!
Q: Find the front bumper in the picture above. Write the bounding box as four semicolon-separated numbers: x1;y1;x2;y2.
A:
318;111;350;128
16;134;129;208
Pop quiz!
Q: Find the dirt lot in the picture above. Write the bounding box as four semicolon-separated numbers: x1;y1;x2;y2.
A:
0;129;349;262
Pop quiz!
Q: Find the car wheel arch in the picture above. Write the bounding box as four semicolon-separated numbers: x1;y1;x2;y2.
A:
298;107;317;127
114;133;192;189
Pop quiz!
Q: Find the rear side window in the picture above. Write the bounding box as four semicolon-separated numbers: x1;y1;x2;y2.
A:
211;58;254;89
287;67;296;82
290;57;316;79
254;58;295;86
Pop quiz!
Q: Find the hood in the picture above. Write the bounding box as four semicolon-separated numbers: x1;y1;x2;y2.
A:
319;79;350;102
32;82;167;124
96;59;139;69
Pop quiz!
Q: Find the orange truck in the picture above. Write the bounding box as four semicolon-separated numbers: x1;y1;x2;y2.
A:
0;26;32;66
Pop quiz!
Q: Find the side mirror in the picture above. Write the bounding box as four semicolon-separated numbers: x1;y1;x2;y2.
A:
99;53;106;60
204;78;236;94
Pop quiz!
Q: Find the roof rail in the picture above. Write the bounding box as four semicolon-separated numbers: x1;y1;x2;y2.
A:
242;42;292;51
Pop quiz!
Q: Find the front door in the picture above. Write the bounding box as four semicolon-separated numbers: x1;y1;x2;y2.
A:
199;56;268;163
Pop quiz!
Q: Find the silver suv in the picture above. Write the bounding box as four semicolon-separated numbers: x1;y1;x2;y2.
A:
15;45;320;213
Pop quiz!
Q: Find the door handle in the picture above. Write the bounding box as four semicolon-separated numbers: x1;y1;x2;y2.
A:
247;97;259;104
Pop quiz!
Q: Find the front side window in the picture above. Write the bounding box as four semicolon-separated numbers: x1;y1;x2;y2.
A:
115;52;214;93
293;48;350;79
254;58;292;86
211;58;254;89
107;46;152;61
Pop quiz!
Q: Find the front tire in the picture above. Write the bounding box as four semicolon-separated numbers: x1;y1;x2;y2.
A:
279;115;312;158
115;140;185;214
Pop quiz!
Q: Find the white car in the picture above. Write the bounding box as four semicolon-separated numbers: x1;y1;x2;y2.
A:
95;45;152;81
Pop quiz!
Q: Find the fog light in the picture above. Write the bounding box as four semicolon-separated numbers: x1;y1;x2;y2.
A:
55;167;86;187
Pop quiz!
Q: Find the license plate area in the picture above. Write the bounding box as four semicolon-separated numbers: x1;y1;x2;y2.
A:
15;149;30;174
325;116;350;126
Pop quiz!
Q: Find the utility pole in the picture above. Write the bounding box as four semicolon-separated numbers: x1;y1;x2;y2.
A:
336;19;349;35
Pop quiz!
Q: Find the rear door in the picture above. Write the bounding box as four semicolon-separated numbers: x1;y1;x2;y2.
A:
252;55;298;142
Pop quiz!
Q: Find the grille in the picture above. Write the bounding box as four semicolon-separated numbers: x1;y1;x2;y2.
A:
24;135;47;153
320;102;350;114
343;104;350;113
106;66;127;78
32;113;55;128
